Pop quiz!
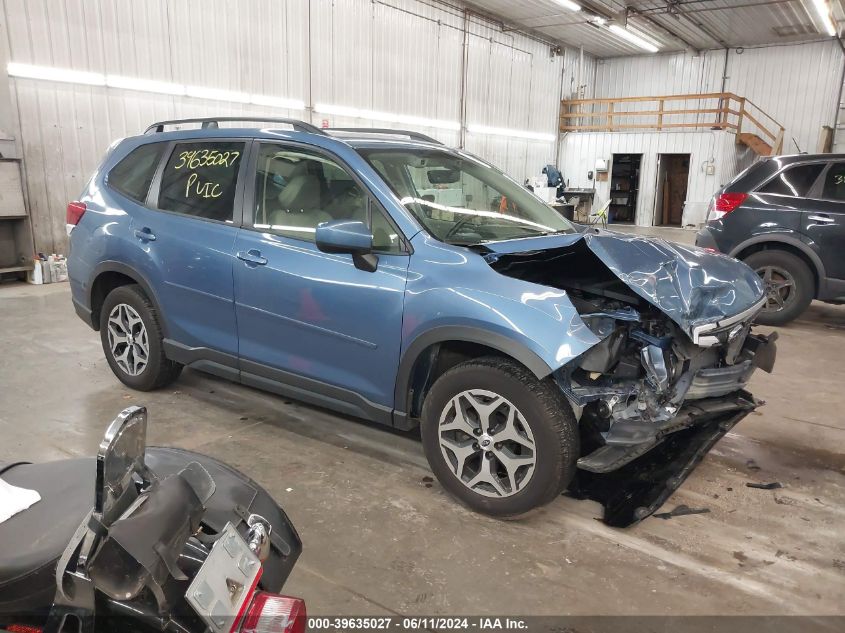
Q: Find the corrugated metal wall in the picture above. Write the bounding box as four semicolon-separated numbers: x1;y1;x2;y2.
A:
593;40;844;157
2;0;593;254
562;39;844;227
559;130;750;227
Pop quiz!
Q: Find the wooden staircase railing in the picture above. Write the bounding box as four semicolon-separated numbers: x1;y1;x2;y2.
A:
560;92;785;156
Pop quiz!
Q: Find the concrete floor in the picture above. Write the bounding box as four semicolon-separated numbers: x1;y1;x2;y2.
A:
1;280;844;617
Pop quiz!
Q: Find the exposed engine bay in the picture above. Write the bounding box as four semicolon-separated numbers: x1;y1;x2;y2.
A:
485;236;777;526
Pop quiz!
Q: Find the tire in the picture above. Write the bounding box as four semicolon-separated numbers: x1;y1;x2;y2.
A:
744;250;814;326
420;357;578;518
99;284;182;391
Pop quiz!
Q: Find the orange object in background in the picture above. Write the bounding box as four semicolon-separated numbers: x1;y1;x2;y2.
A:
499;196;508;213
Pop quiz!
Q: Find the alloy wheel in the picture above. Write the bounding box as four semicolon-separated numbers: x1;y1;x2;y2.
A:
106;303;150;376
437;389;536;498
755;265;796;313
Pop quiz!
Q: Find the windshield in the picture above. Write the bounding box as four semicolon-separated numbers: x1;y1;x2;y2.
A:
358;148;574;245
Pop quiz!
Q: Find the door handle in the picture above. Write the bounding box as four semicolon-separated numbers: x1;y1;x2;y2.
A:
237;250;268;266
134;227;156;241
808;214;835;224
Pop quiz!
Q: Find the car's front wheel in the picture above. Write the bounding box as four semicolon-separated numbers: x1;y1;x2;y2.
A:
100;284;182;391
744;250;814;326
420;357;578;518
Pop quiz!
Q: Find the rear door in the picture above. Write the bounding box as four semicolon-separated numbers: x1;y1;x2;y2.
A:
131;139;248;361
801;161;845;281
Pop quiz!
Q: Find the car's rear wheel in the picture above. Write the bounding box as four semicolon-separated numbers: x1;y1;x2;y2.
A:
420;357;578;518
100;284;182;390
744;250;814;326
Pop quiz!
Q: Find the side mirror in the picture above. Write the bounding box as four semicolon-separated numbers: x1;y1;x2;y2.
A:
315;220;378;272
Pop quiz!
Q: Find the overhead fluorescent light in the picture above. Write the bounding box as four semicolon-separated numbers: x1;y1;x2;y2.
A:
607;24;660;53
811;0;837;36
106;75;185;96
314;103;460;131
552;0;581;11
250;94;306;110
186;85;250;103
590;15;607;26
467;124;556;142
8;62;306;111
8;62;105;86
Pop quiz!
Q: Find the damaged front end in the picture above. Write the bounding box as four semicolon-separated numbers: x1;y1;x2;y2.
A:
485;232;777;526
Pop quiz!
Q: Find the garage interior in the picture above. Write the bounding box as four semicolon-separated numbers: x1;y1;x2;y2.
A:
1;0;844;628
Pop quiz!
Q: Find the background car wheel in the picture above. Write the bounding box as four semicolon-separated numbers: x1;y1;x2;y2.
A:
420;357;578;518
100;284;182;391
744;250;814;326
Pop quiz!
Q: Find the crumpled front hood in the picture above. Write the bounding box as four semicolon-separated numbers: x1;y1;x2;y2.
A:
482;229;765;334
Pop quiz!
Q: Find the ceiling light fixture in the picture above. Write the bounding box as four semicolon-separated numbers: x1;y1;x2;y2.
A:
314;103;461;131
810;0;837;36
8;62;105;86
466;124;556;142
607;24;660;53
552;0;581;12
106;75;185;96
8;62;305;111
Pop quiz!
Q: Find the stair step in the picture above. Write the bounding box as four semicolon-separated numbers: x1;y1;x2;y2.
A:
738;132;773;156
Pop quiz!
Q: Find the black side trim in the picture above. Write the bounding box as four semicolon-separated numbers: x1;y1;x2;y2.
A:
820;276;845;301
73;297;96;329
162;339;394;427
240;359;393;426
393;326;553;414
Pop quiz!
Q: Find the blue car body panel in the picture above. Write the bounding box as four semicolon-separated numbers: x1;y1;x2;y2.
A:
69;124;765;429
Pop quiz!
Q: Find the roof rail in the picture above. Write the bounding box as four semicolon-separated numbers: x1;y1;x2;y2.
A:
143;117;326;135
326;127;443;145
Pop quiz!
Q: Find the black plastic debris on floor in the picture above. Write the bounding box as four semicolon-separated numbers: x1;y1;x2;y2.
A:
653;504;711;520
746;481;783;490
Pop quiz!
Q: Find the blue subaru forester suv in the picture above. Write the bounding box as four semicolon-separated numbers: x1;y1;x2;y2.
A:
68;117;777;525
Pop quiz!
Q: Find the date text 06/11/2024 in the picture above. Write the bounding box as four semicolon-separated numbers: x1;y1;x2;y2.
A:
307;617;528;631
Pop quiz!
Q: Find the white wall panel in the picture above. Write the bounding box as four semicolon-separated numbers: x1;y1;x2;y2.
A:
2;0;594;254
560;130;749;227
593;40;843;157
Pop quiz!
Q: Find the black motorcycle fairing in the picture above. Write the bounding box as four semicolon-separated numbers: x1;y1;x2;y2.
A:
0;458;92;615
0;448;302;619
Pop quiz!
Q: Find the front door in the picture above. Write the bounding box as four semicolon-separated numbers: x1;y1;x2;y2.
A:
133;139;248;359
802;161;845;281
233;141;410;420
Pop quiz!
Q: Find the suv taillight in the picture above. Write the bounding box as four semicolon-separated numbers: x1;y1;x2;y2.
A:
710;192;748;220
239;593;306;633
66;201;87;234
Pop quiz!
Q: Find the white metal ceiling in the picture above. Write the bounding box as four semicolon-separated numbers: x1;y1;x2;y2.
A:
468;0;844;57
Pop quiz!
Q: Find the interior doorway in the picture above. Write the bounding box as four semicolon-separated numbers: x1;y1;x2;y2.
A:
609;154;641;224
655;154;690;226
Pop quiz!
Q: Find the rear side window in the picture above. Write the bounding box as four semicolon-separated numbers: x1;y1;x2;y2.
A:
108;142;166;203
758;163;824;197
820;163;845;201
157;141;244;222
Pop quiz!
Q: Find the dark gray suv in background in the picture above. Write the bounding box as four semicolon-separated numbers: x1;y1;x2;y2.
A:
696;154;845;325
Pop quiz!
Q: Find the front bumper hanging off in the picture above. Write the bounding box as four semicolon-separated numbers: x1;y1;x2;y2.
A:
567;391;758;527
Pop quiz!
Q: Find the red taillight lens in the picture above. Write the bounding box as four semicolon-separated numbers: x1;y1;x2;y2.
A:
66;201;87;226
6;625;43;633
240;593;306;633
714;192;748;214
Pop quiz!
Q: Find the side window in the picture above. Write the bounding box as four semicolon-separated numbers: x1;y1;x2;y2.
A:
108;142;166;203
820;163;845;201
758;163;825;197
157;141;244;222
252;144;403;252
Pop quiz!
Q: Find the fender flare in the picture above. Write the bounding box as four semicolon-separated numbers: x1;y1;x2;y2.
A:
393;326;554;414
729;234;826;284
88;261;168;336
